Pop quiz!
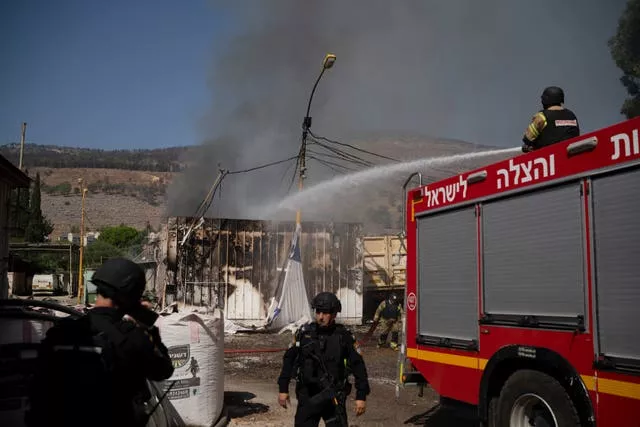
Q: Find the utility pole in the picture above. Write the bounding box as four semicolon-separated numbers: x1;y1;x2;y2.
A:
19;122;27;170
77;183;87;304
296;132;308;225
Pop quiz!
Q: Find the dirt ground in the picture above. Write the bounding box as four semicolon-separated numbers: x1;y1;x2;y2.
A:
223;326;479;427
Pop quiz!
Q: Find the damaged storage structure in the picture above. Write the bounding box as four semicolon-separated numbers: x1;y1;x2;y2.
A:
164;217;364;325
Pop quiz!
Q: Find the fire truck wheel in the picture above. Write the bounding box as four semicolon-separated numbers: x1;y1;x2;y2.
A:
495;369;580;427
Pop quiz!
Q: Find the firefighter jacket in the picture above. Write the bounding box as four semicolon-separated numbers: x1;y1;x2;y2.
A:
523;106;580;150
373;300;403;322
277;322;370;401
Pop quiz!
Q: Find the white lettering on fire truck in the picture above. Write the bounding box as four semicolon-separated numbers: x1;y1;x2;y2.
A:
496;154;556;190
610;129;640;160
424;175;467;208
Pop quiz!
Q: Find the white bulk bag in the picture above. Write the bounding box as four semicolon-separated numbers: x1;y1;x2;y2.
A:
155;308;224;427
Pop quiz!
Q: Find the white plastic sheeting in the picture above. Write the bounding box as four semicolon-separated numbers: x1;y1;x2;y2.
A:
226;282;266;321
335;286;363;325
156;308;224;427
266;223;312;331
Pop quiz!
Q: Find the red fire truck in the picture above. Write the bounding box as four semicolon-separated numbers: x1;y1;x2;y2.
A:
399;117;640;426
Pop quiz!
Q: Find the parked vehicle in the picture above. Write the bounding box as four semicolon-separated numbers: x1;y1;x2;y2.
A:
31;274;61;296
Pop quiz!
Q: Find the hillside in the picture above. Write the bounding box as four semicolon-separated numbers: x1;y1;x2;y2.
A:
0;143;189;172
32;167;174;237
4;136;510;236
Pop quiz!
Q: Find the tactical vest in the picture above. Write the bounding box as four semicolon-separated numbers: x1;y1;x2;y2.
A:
296;323;348;388
381;301;400;320
535;108;580;149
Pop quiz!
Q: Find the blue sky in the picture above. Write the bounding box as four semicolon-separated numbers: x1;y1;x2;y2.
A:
1;0;229;149
0;1;631;151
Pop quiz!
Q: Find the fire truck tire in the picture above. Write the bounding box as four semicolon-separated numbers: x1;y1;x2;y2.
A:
495;369;580;427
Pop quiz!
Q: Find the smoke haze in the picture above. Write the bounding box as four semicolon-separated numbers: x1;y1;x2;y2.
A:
167;0;628;220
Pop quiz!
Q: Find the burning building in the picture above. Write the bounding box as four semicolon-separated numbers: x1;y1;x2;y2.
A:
161;217;364;325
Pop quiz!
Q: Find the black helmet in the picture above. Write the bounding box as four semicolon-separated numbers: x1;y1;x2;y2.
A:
91;257;146;309
311;292;342;314
541;86;565;108
388;293;398;304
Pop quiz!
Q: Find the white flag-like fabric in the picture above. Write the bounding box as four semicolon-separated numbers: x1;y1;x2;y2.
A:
266;223;312;330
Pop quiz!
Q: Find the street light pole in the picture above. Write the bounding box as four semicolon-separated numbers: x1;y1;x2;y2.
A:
296;53;336;225
77;181;87;304
19;122;27;171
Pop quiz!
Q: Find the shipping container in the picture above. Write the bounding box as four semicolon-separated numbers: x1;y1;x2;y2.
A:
362;235;406;289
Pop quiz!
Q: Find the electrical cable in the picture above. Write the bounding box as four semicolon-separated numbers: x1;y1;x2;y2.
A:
307;143;375;168
308;136;378;167
307;149;371;167
309;130;399;162
308;155;357;173
226;155;298;175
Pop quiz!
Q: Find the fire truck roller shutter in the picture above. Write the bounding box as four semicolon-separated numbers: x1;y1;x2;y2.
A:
417;207;478;343
482;182;586;320
592;168;640;363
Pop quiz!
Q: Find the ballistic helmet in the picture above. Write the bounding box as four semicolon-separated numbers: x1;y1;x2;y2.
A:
311;292;342;314
91;257;146;309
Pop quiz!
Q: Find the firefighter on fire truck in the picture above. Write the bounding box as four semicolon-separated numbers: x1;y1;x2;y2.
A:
522;86;580;153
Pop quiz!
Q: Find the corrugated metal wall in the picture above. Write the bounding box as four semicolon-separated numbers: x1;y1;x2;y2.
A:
166;217;364;324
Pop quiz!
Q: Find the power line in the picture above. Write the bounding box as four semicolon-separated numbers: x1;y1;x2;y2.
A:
308;156;357;173
309;136;380;168
285;155;300;195
308;141;376;168
307;151;365;171
279;155;297;186
309;157;343;175
308;130;399;162
227;155;298;175
307;149;368;166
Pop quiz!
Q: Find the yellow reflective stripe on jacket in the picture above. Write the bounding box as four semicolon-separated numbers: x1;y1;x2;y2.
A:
524;112;547;141
528;122;540;138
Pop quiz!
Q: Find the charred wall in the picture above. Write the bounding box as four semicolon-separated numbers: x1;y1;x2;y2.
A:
164;217;363;322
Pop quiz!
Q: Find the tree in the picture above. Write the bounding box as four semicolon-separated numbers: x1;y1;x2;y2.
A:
99;225;144;249
9;187;30;239
24;173;54;242
609;0;640;118
84;240;123;268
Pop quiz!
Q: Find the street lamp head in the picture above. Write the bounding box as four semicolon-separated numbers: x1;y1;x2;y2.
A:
323;54;336;69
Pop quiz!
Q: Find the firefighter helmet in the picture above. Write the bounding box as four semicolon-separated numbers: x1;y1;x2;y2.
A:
541;86;565;108
388;293;399;305
311;292;342;314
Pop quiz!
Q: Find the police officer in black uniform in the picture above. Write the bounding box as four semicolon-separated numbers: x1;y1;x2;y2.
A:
277;292;370;426
27;257;174;427
522;86;580;152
